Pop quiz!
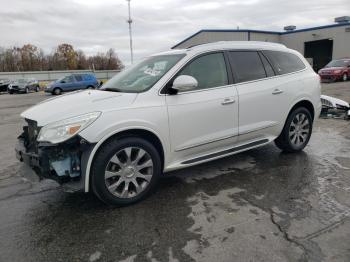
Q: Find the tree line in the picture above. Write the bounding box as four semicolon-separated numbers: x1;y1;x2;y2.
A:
0;43;124;72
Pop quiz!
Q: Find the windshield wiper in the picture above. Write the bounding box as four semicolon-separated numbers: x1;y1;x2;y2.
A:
101;87;123;93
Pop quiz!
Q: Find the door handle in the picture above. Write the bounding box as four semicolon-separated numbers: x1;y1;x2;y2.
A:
272;89;283;95
221;97;235;105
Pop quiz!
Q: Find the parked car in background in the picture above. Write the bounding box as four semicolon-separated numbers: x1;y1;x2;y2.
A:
318;58;350;82
45;73;99;95
0;79;11;92
8;78;40;94
16;41;321;205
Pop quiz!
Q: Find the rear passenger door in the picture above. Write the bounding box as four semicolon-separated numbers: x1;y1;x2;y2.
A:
228;51;289;141
73;75;85;90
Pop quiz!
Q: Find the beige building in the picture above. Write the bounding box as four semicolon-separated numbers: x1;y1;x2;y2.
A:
172;17;350;71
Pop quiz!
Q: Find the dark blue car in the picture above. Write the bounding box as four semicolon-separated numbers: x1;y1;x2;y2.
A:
45;73;99;95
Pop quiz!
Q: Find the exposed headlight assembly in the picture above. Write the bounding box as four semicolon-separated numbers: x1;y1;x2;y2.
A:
37;112;101;144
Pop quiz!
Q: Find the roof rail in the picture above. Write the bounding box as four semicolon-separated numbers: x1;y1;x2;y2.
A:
187;41;286;50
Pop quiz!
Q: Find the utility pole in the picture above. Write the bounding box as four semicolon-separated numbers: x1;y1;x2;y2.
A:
126;0;133;64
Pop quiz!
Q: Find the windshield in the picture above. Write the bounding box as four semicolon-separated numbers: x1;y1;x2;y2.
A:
101;54;185;93
325;59;350;68
17;79;26;83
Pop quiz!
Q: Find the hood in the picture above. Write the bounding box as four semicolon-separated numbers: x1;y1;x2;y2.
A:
12;81;26;86
320;67;344;71
21;90;138;126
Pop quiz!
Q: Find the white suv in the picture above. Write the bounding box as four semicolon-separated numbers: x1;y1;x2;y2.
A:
16;41;321;205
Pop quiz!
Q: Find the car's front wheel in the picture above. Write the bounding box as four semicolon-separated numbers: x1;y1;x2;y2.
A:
342;73;348;82
91;137;161;206
275;107;313;153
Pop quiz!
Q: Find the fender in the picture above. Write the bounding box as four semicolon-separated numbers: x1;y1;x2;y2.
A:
82;125;168;192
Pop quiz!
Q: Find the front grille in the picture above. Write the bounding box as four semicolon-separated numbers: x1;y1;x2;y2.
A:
321;75;334;80
321;98;334;108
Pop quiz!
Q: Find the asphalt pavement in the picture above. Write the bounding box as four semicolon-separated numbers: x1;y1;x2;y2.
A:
0;83;349;262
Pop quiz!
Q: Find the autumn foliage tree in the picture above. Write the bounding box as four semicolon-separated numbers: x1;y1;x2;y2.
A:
0;43;124;72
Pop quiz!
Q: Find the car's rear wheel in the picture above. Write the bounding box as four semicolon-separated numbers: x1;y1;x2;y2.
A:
342;73;348;82
35;86;40;92
91;137;161;206
52;88;62;95
275;107;313;153
87;85;94;89
25;87;29;94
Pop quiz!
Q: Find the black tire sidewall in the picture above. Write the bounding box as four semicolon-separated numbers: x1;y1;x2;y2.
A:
53;88;61;95
282;107;313;151
91;137;161;206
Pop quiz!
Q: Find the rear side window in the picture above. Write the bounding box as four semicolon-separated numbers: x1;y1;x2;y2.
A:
178;52;228;90
75;75;83;81
229;51;266;83
84;74;94;81
263;50;305;75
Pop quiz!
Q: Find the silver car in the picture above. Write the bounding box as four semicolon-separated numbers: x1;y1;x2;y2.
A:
8;78;40;94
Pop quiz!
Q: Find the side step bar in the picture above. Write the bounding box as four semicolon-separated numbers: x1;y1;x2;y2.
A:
181;139;269;165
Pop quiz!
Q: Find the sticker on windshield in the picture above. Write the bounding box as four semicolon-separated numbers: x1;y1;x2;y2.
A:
143;68;161;76
154;61;167;70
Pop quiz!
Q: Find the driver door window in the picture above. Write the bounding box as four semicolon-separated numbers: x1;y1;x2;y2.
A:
62;75;74;83
177;53;228;91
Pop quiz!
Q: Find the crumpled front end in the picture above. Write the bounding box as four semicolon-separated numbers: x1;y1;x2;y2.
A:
15;119;94;191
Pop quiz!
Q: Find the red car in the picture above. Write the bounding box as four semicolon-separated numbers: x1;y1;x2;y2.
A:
318;59;350;82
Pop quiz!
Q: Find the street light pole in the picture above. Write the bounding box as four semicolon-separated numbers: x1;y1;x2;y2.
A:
126;0;133;64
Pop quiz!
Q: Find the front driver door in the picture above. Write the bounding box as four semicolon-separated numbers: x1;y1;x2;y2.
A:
165;52;238;163
60;75;76;91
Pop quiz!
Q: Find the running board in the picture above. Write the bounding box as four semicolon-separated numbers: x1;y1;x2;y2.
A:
181;139;269;165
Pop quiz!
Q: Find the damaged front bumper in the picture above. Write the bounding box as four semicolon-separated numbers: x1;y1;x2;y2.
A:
15;121;94;192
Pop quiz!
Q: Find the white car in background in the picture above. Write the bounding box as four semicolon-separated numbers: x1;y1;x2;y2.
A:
16;41;321;205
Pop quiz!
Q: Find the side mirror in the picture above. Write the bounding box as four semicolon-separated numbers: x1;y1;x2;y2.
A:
172;75;198;92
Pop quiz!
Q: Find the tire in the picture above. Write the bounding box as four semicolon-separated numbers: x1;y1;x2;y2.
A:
25;87;29;94
87;85;95;89
342;73;348;82
35;86;40;92
52;88;62;95
275;107;313;153
91;137;161;206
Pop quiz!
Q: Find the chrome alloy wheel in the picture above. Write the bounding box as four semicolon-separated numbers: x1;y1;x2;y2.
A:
104;147;154;198
289;113;310;147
